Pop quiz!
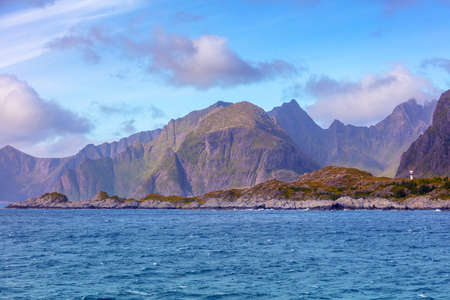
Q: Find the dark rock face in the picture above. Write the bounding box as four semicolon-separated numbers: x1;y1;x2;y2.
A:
396;90;450;177
269;99;326;163
51;102;318;200
269;98;436;176
136;102;318;197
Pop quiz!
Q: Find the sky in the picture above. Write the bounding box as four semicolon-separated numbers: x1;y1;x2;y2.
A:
1;0;449;157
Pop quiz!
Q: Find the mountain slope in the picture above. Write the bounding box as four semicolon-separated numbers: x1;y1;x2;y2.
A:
0;128;161;203
52;101;318;200
269;98;436;176
268;99;327;162
396;90;450;177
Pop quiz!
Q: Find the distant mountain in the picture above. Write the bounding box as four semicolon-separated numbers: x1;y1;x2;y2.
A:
396;90;450;177
0;129;161;203
51;101;318;200
269;98;436;176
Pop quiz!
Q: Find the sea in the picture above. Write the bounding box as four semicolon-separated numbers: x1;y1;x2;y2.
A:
0;209;449;299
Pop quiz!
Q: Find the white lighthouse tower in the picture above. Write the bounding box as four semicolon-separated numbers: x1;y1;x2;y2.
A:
409;170;414;180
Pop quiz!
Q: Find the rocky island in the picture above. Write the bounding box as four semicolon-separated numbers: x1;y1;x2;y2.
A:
6;167;450;210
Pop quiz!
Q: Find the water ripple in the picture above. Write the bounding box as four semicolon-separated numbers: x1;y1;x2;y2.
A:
0;209;449;299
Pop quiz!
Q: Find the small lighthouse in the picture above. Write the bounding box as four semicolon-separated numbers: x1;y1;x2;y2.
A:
409;170;414;180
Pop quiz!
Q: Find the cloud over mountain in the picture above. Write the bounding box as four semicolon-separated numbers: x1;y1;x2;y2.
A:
304;65;437;126
0;74;92;148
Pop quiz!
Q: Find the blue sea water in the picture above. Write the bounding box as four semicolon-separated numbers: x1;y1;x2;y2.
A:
0;210;449;299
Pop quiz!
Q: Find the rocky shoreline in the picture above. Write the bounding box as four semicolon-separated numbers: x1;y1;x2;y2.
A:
6;193;450;210
6;166;450;210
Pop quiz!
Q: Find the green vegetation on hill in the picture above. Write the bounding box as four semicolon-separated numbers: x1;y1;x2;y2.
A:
42;192;67;198
92;166;450;203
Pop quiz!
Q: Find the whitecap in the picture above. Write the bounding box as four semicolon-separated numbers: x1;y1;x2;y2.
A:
126;290;151;296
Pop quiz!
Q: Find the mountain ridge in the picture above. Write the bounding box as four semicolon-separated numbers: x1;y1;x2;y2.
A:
268;97;437;176
0;95;441;203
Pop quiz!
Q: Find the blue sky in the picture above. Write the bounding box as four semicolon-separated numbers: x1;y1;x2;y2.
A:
1;0;449;157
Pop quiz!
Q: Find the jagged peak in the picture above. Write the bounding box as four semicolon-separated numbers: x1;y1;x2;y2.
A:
374;97;436;130
0;145;37;159
393;98;419;112
270;99;316;120
282;99;300;107
0;145;19;152
328;119;345;129
0;145;28;155
272;99;303;111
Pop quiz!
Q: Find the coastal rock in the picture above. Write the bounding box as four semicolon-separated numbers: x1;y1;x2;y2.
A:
7;192;69;208
8;194;450;210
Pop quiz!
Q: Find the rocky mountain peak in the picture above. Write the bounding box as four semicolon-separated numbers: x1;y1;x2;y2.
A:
199;101;274;132
269;99;319;127
0;145;20;153
0;145;30;159
329;119;345;129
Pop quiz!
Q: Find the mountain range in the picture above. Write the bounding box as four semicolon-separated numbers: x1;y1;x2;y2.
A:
269;98;436;176
0;93;444;203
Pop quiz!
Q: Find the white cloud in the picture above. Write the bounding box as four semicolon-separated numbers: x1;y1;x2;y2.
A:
0;74;92;151
305;65;438;126
126;29;297;89
0;0;142;68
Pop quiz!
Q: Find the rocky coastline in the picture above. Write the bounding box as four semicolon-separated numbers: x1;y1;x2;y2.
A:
6;166;450;210
6;192;450;210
